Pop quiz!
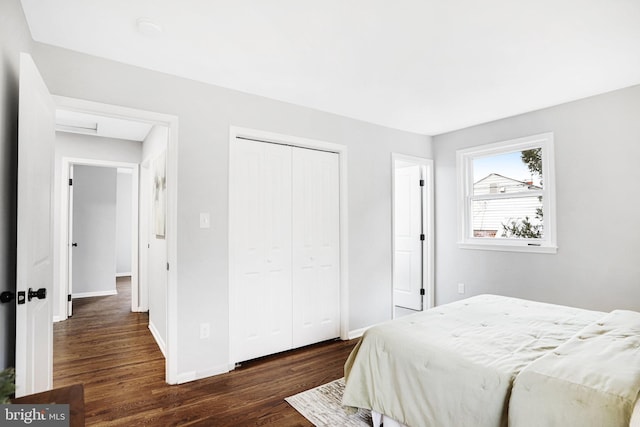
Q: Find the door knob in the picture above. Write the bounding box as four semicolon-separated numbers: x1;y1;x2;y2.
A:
28;287;46;301
72;242;78;247
0;291;14;304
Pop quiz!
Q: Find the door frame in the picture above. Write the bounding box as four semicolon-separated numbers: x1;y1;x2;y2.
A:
53;95;180;385
60;159;139;315
391;153;435;315
228;126;349;368
138;158;152;313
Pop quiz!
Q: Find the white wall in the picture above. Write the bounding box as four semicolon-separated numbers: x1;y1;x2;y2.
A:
53;131;142;318
72;165;117;296
116;170;132;275
433;84;640;312
0;0;34;369
142;125;168;353
32;43;432;379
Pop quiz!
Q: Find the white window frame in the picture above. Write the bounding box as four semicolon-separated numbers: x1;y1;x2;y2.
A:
456;132;557;254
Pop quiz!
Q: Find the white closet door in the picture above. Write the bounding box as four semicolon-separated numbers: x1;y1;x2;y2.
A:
292;148;340;348
230;139;293;362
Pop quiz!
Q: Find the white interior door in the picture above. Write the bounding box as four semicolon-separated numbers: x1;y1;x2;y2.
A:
15;53;55;397
393;163;424;311
230;139;293;363
292;148;340;347
71;166;118;298
67;164;74;317
138;160;150;312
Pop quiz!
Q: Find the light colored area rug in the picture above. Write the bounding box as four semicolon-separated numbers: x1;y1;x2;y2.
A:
285;377;372;426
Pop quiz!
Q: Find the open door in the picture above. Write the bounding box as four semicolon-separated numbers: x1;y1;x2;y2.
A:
393;162;425;311
392;153;434;317
67;164;74;317
15;53;55;397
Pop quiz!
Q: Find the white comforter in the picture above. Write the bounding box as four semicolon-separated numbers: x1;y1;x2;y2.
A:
510;309;640;427
343;294;617;427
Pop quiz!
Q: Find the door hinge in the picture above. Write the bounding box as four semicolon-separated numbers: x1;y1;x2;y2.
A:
419;179;425;187
67;294;72;302
420;288;425;296
69;178;73;186
420;234;425;241
166;262;170;271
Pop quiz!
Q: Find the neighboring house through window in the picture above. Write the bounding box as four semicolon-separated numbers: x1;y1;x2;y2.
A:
457;132;557;253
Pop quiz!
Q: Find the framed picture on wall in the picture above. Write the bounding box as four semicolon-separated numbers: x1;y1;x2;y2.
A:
153;151;166;238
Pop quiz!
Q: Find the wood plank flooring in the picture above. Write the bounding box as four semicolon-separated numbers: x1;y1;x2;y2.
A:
53;278;358;426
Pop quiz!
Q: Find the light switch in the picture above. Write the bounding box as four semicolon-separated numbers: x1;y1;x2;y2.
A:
199;212;211;229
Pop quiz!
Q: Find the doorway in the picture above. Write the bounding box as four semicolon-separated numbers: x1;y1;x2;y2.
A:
63;160;139;317
391;153;434;318
53;96;179;384
13;54;179;395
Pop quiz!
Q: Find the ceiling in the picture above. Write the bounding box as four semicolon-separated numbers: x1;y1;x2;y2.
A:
20;0;640;135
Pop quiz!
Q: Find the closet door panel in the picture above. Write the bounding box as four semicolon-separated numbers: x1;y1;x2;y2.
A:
230;139;292;363
292;148;340;348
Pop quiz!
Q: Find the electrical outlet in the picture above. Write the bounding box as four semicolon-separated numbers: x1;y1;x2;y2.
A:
199;322;210;339
458;283;465;294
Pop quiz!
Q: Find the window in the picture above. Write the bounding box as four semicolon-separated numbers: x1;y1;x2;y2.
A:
456;132;557;253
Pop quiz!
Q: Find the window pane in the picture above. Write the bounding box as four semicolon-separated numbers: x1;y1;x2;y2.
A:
472;196;543;239
473;149;542;195
457;132;555;251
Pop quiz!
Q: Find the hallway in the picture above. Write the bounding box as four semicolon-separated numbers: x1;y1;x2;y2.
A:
53;277;165;423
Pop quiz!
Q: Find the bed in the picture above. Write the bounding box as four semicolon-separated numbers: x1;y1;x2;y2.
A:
342;294;640;427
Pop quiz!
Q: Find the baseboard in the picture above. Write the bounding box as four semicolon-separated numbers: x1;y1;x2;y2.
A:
53;315;64;323
116;272;132;278
73;290;118;299
348;326;372;340
148;321;166;358
176;364;230;384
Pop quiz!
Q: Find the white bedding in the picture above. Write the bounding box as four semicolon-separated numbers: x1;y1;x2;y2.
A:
342;294;622;427
510;309;640;427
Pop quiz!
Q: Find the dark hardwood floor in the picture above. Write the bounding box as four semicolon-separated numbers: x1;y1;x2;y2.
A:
53;278;358;426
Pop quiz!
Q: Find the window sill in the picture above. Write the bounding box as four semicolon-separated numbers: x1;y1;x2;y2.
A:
457;242;557;254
